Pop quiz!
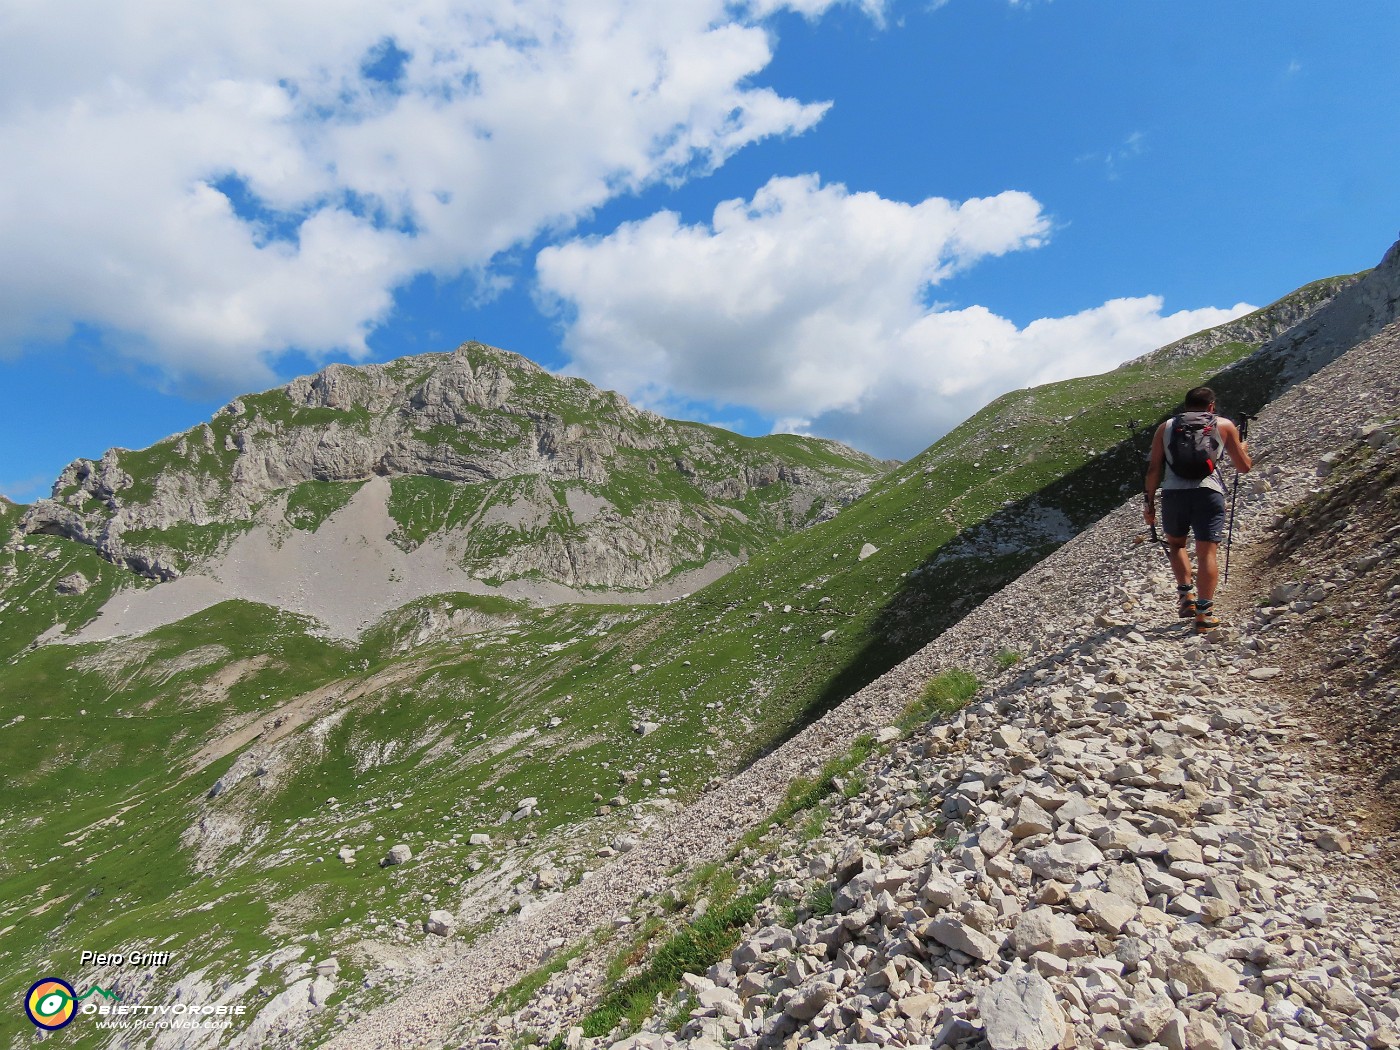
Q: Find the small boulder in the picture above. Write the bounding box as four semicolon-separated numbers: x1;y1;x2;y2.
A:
1123;993;1177;1042
1010;907;1093;959
1023;839;1104;882
922;916;1001;962
1316;828;1352;853
980;966;1066;1050
55;572;90;595
785;978;838;1021
309;975;336;1008
1172;951;1239;995
424;910;455;937
381;844;412;867
1084;889;1136;933
1010;797;1054;839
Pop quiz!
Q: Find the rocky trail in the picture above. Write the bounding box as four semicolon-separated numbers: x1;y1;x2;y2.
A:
620;555;1400;1050
317;319;1399;1050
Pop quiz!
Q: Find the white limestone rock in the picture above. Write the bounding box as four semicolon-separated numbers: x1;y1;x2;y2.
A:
979;966;1066;1050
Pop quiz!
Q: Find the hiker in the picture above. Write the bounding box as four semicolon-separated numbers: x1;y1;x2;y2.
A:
1143;386;1252;632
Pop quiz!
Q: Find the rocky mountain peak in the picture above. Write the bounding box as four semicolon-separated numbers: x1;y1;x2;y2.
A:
15;341;886;627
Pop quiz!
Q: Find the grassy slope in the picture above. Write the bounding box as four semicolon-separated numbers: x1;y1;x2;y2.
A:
0;277;1351;1045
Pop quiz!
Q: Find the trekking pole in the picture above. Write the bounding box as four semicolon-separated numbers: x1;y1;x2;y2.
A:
1223;474;1239;585
1221;413;1255;586
1121;419;1170;559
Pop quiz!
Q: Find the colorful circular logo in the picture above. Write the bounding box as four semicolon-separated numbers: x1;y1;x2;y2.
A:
26;978;77;1030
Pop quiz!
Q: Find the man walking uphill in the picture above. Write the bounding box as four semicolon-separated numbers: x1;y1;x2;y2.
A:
1143;386;1252;633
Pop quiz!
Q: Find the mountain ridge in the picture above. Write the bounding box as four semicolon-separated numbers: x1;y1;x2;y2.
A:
18;342;884;614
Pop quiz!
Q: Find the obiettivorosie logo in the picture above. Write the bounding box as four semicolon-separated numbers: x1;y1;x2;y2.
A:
24;977;120;1030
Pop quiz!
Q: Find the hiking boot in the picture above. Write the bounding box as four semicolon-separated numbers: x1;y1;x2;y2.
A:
1176;583;1196;618
1194;599;1221;633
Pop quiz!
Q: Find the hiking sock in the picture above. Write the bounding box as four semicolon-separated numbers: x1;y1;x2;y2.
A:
1176;582;1196;618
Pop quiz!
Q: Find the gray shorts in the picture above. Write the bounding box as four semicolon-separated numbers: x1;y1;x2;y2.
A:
1161;488;1226;544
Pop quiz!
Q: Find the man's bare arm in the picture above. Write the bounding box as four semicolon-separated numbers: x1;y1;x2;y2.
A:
1220;419;1252;472
1143;424;1166;523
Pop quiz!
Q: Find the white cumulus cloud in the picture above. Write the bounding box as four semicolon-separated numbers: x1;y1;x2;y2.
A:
536;174;1252;458
0;0;872;390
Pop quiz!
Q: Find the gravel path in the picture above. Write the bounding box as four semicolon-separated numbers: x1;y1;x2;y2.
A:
322;318;1400;1050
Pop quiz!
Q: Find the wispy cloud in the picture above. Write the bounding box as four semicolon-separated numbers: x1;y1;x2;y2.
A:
1077;130;1146;181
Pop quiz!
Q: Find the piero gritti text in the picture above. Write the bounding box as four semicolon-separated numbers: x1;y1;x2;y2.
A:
81;950;173;967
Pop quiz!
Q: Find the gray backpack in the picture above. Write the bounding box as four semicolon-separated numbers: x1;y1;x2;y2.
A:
1166;412;1218;481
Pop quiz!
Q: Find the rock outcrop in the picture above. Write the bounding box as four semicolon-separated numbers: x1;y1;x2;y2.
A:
19;342;884;591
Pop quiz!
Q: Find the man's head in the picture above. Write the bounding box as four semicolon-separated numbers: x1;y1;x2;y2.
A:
1184;386;1216;411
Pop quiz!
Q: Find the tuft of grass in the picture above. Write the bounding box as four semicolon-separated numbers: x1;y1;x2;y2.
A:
804;883;835;917
578;886;769;1039
664;991;698;1033
994;648;1022;670
838;771;867;799
732;733;877;856
605;917;666;985
798;803;830;843
898;668;979;733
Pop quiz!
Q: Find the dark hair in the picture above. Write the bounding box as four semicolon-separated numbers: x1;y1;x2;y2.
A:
1184;386;1215;410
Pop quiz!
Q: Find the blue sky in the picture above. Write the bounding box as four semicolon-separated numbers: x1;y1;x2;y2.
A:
2;0;1397;501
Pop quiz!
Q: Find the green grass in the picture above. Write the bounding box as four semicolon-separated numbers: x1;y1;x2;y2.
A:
492;932;605;1016
284;479;366;531
799;803;831;843
385;474;495;550
804;882;835;918
240;385;376;430
995;649;1023;670
896;669;979;734
577;886;769;1040
730;733;878;856
0;533;148;660
119;520;252;569
922;669;980;710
